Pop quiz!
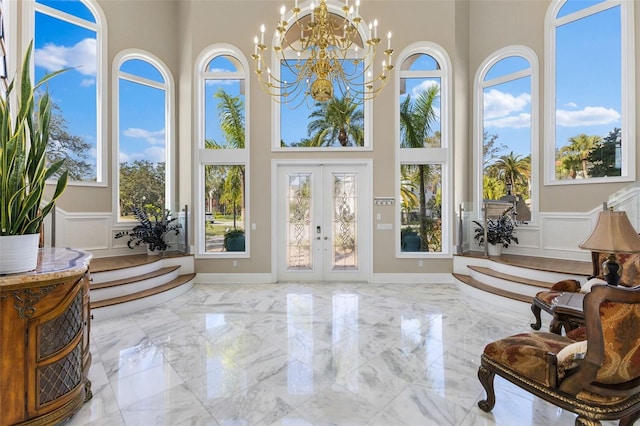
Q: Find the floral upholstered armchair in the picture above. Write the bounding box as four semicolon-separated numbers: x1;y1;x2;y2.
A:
530;252;640;332
478;284;640;425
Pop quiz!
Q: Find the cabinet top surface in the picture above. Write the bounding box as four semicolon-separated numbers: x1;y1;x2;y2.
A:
0;247;92;287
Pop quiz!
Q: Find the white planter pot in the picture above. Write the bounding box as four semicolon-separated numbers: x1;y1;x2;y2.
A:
0;234;40;274
488;244;502;257
147;246;161;256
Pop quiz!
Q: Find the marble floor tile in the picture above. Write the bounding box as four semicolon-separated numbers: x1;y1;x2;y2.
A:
66;281;595;425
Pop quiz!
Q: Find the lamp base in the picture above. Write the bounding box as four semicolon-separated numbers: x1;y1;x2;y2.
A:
602;253;622;286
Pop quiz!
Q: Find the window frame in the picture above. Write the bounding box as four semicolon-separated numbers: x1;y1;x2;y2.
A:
395;42;452;258
544;0;635;185
112;49;174;224
195;43;250;258
27;0;108;186
473;45;539;225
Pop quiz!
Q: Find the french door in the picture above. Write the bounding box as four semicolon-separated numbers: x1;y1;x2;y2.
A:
276;162;371;282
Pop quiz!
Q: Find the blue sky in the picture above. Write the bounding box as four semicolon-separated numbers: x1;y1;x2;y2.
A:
33;0;622;173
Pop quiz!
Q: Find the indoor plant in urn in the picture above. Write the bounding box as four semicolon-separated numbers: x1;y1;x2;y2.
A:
472;206;519;257
0;42;68;274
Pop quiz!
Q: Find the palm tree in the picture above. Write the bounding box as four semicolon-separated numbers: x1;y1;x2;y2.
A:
399;85;440;251
307;97;364;147
561;133;601;178
492;151;530;195
208;88;245;228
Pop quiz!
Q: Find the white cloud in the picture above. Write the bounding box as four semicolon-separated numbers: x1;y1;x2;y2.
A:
119;146;165;164
410;80;440;98
485;113;531;129
483;89;530;120
80;78;95;87
35;38;97;76
565;101;578;108
556;106;620;127
205;79;236;86
123;128;166;145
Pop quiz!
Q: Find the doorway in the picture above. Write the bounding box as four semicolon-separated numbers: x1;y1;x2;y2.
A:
275;162;371;282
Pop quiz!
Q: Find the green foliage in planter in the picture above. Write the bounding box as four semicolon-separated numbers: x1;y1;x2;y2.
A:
0;42;68;236
473;206;519;248
115;206;181;252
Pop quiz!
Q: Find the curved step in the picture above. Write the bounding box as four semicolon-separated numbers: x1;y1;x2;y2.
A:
452;272;532;304
467;265;555;289
90;273;196;310
91;265;181;290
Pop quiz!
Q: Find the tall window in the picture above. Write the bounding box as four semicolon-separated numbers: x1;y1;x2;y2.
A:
115;52;173;221
32;0;105;184
196;45;249;255
475;47;538;223
396;43;451;256
546;0;634;183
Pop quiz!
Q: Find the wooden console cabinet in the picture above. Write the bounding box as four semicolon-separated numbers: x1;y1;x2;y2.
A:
0;248;92;426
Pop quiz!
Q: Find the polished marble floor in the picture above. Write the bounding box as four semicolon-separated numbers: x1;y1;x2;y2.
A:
68;281;614;425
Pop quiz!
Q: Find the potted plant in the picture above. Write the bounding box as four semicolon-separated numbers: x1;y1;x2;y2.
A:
224;228;245;252
115;206;181;255
401;225;421;252
0;42;68;274
473;206;519;256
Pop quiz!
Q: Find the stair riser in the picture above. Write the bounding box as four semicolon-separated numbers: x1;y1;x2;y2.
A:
90;270;180;302
468;270;545;297
91;280;194;321
454;278;530;314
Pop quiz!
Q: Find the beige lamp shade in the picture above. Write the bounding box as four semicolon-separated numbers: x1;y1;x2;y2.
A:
579;211;640;253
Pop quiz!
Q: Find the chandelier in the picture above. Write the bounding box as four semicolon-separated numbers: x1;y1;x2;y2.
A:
252;0;394;107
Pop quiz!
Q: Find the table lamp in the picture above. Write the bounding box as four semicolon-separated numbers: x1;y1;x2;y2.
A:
579;210;640;286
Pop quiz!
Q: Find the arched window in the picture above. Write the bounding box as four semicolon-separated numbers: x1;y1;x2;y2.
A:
272;1;373;151
31;0;106;184
396;42;452;256
474;46;538;224
196;44;249;255
545;0;634;183
114;51;174;222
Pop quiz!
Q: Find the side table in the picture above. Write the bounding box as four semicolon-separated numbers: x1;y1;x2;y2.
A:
550;291;585;335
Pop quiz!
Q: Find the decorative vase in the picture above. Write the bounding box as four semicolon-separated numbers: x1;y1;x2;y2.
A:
147;246;161;256
488;244;502;257
0;234;40;274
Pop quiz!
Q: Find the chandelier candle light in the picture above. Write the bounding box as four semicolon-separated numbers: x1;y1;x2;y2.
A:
252;0;394;106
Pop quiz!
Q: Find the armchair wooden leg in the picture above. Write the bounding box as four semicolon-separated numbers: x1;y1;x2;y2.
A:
477;364;496;412
530;303;542;330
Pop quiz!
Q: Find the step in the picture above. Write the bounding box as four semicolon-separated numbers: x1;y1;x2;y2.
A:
91;265;181;291
452;273;532;304
89;253;194;284
90;273;196;321
467;265;555;290
90;266;182;302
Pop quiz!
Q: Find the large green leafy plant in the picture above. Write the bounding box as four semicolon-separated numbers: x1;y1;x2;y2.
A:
473;206;519;248
0;42;68;236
